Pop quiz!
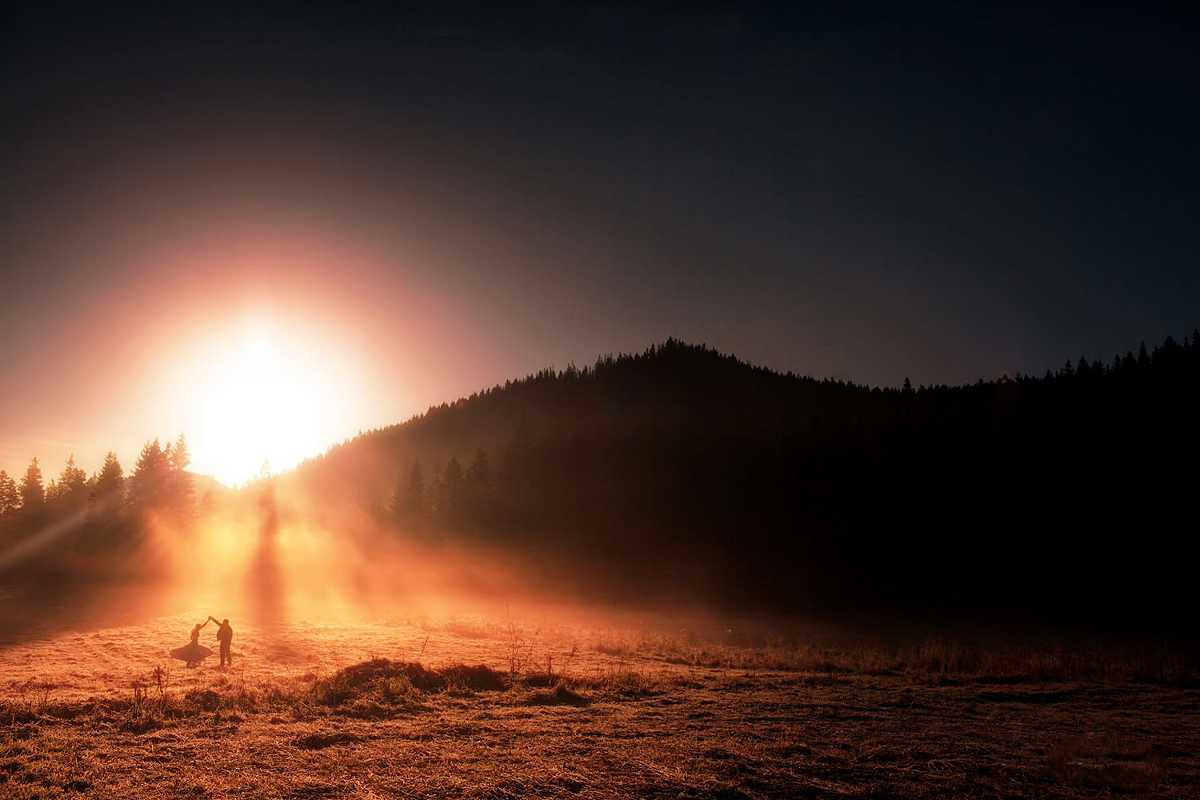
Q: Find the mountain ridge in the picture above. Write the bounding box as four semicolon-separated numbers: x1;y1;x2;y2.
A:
281;332;1200;620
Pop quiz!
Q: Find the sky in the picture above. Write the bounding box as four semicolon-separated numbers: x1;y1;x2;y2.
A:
2;5;1199;482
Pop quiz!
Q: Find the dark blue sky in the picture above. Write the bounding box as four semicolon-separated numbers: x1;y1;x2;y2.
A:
3;3;1198;403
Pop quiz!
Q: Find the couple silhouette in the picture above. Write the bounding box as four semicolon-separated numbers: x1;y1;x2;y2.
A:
171;616;234;668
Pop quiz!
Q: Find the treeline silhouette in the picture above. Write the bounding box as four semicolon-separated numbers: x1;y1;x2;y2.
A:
4;333;1198;623
291;332;1200;623
0;436;199;581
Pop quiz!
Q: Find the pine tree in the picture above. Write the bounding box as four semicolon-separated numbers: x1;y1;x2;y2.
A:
130;439;169;510
396;460;425;517
467;448;490;485
57;455;87;498
434;457;464;516
167;434;194;515
405;462;424;520
95;451;125;501
441;455;458;501
462;448;493;524
169;434;190;472
388;477;403;518
19;457;44;509
428;471;446;515
0;470;18;514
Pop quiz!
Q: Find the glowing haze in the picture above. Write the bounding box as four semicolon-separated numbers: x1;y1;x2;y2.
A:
0;216;540;485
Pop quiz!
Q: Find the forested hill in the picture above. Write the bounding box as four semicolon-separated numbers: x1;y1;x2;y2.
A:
291;333;1200;621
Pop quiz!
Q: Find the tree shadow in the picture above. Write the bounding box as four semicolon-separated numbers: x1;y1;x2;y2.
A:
246;480;284;630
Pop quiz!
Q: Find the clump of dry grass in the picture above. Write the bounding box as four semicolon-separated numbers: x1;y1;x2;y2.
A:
446;666;511;690
442;663;507;693
311;658;508;711
311;659;425;707
118;680;166;733
183;688;222;711
521;683;590;707
576;667;662;699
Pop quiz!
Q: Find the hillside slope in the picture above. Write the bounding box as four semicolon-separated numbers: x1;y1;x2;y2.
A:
289;335;1200;621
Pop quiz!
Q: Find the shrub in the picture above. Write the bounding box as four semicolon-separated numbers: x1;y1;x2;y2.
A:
311;659;506;707
522;684;590;707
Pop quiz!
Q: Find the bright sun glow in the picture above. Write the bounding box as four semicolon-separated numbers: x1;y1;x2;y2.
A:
184;325;351;486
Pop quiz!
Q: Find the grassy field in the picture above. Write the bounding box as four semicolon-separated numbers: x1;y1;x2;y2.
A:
2;610;1198;799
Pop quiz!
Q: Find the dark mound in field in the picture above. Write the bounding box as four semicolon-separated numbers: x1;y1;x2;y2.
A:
313;659;507;707
185;688;222;711
522;684;591;707
441;664;507;692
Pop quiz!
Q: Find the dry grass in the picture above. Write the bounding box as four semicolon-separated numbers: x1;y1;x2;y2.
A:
605;633;1197;686
1;613;1198;798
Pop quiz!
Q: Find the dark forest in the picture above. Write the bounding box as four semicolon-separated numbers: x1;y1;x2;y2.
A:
7;331;1197;625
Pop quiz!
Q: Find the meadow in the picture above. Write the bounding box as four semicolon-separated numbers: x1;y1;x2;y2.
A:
2;608;1198;799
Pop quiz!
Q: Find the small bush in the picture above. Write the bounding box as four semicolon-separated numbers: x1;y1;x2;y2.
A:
442;664;506;692
521;671;562;689
312;659;505;707
522;684;590;707
581;669;660;698
313;659;412;706
184;689;221;711
119;715;161;734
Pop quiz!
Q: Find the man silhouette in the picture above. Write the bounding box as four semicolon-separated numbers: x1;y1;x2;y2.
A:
208;616;233;668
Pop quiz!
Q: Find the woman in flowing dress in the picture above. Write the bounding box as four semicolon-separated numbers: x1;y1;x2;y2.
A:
170;619;213;667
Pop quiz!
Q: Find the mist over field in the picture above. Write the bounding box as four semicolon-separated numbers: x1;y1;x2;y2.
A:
3;337;1200;797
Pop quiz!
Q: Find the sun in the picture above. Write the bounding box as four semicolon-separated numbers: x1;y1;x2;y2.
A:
186;327;346;486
